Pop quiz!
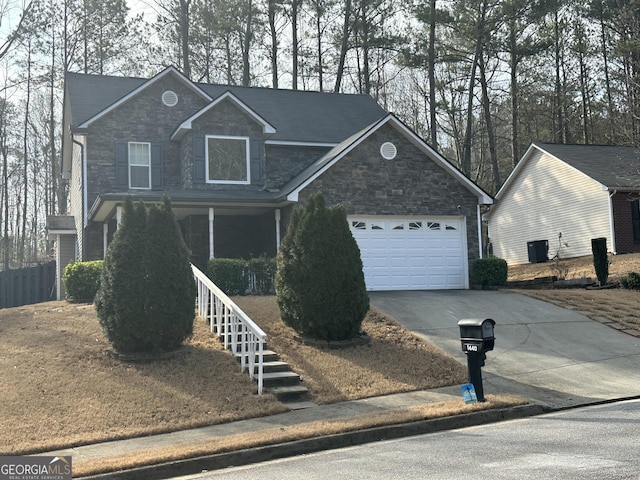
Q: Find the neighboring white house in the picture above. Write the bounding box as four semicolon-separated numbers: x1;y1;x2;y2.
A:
486;143;640;265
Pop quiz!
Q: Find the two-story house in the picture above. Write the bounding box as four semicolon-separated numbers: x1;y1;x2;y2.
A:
49;66;492;299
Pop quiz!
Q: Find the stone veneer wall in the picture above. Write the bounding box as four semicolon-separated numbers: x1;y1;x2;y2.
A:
294;123;482;262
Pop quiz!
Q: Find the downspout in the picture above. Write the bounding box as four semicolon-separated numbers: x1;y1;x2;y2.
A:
608;189;617;254
72;136;86;258
477;204;483;259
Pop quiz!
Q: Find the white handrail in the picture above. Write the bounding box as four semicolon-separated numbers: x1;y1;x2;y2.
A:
191;264;267;394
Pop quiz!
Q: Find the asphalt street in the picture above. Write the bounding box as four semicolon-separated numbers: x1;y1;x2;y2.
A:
174;399;640;480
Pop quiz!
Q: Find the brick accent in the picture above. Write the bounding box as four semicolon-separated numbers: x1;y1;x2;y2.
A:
612;192;640;254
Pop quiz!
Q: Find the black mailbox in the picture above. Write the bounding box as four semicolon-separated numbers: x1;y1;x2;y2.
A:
458;318;495;354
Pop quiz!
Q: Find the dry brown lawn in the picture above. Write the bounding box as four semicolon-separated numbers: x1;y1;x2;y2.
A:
509;252;640;332
6;252;635;468
0;298;468;456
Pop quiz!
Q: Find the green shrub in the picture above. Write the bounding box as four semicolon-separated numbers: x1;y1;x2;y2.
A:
206;256;276;295
207;258;247;295
63;260;103;302
247;256;277;295
95;195;195;354
591;237;609;286
470;257;508;288
275;194;369;341
621;272;640;290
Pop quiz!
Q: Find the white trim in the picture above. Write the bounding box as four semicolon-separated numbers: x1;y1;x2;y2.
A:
608;190;617;254
264;140;338;147
205;135;251;185
287;114;493;205
128;141;152;189
56;234;62;300
209;208;215;259
275;209;281;253
492;143;607;204
103;223;108;257
171;91;276;140
78;67;211;128
477;204;483;258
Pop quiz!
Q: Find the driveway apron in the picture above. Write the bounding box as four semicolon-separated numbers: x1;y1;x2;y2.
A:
370;290;640;409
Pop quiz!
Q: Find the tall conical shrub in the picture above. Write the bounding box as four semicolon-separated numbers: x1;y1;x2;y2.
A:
95;195;195;353
592;237;609;287
95;197;149;353
144;196;195;352
275;194;369;341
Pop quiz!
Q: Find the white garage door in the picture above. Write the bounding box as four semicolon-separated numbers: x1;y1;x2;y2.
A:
348;216;468;291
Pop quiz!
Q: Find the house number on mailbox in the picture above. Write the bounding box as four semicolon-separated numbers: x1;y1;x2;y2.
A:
464;344;479;352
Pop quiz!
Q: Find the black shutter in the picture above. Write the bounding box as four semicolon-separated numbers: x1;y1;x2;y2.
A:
632;199;640;243
250;138;263;184
115;140;128;187
193;134;205;183
151;144;163;190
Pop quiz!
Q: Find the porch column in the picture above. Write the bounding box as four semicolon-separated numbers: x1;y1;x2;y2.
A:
103;223;109;257
116;206;122;228
209;208;215;259
275;209;281;253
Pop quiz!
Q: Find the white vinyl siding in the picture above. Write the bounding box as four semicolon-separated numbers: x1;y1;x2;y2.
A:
488;149;612;264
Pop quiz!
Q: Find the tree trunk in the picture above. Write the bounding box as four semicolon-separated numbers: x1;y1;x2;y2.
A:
268;0;278;89
428;0;437;148
291;0;299;90
180;0;191;79
334;0;352;93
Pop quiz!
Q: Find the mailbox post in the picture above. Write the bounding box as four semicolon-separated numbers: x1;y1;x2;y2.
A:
457;318;495;402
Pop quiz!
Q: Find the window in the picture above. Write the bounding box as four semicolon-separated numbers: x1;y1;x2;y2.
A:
129;142;151;189
206;135;250;184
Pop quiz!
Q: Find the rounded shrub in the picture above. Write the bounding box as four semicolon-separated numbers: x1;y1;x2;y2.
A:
275;194;369;341
621;272;640;290
95;195;195;354
591;237;609;286
207;258;247;295
469;257;508;288
63;260;103;302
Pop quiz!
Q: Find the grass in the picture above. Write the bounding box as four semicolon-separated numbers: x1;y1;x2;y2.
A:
0;298;472;457
7;252;637;474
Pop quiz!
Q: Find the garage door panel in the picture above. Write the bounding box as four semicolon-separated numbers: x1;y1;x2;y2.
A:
350;216;468;291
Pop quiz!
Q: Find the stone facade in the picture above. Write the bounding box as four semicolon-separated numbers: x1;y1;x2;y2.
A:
296;123;482;261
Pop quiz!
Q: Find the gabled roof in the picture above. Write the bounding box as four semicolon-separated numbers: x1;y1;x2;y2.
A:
71;67;212;129
281;114;493;204
64;69;387;144
494;143;640;201
171;91;276;140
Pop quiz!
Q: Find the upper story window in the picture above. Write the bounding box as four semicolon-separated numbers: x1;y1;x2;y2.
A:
129;142;151;189
206;135;250;184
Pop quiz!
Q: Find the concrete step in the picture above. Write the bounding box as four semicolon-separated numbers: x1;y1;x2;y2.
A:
262;371;302;387
257;361;291;374
234;349;279;364
264;384;310;402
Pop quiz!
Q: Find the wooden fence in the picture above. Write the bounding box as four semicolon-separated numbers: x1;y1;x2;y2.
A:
0;261;56;309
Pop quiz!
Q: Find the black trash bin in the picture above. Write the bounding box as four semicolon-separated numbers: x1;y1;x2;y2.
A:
527;240;548;263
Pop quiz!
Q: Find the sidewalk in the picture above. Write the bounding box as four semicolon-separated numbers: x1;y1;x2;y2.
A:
44;384;546;480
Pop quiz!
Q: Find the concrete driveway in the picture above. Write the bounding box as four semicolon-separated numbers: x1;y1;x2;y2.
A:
370;290;640;409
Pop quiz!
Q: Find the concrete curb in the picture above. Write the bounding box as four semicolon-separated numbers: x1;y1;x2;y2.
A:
81;404;546;480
